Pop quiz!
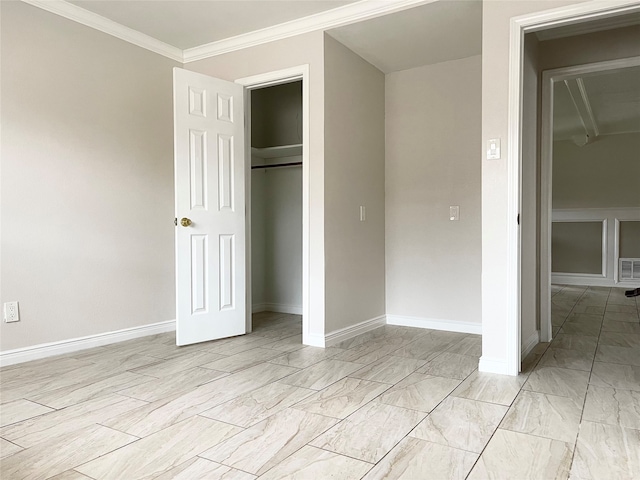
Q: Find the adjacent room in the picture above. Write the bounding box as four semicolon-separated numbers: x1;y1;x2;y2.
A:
1;1;639;479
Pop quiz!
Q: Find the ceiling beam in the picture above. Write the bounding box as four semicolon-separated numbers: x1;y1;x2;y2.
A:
564;77;600;144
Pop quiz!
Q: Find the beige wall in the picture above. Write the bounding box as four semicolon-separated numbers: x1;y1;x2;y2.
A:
385;55;482;325
539;24;640;71
251;82;303;148
1;2;179;351
553;133;640;209
552;222;603;273
620;221;640;258
324;35;386;333
481;0;589;370
187;31;327;339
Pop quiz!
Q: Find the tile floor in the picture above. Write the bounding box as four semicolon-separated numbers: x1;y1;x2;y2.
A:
0;286;639;479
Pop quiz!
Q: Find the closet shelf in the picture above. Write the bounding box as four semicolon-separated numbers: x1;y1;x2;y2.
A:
251;144;302;159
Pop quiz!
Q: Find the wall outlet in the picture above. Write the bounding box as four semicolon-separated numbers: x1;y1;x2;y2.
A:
4;301;20;323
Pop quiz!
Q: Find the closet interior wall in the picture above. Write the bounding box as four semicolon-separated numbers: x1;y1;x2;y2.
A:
251;82;303;316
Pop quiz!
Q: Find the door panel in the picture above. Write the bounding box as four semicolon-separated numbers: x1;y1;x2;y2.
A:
174;67;246;346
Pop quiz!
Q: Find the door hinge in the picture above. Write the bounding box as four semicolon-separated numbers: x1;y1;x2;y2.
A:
174;217;178;226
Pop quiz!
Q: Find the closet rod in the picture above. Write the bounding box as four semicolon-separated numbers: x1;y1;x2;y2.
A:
251;162;302;170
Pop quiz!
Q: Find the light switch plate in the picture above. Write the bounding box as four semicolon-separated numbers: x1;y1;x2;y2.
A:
487;138;501;159
360;206;366;222
450;205;460;221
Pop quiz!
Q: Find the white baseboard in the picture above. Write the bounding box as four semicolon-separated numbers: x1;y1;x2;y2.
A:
551;274;614;287
324;315;386;348
521;330;540;359
0;320;176;367
478;356;517;375
303;332;326;348
386;315;482;335
252;303;302;315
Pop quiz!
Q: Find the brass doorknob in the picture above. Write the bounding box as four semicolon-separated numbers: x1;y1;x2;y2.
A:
180;217;192;227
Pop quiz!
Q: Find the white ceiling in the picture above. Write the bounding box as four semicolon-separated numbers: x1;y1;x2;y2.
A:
69;0;357;50
327;0;482;73
554;66;640;142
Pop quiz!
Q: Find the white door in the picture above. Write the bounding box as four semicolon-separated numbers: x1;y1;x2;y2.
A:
173;67;246;346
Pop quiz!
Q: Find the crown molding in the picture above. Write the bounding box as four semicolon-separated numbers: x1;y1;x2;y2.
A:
182;0;434;63
21;0;184;62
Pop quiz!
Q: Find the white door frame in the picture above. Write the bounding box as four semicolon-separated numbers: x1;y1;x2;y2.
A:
507;0;640;373
539;56;640;343
235;65;311;344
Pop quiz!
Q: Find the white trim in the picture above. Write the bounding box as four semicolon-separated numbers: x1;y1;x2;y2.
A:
614;219;621;284
324;315;387;348
386;315;482;335
551;274;620;287
0;320;176;367
21;0;183;62
305;333;325;348
235;65;312;347
182;0;434;62
478;356;511;376
252;303;303;315
522;330;540;359
508;0;640;377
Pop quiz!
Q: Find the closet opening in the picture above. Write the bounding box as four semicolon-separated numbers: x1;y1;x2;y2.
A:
248;80;304;344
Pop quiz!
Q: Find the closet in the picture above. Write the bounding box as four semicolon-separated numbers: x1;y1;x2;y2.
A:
250;81;303;328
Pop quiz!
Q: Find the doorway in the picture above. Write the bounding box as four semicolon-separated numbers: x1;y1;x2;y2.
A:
236;66;312;345
249;80;304;338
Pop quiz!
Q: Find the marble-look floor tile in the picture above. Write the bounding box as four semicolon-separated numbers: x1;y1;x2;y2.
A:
379;373;461;412
332;341;404;365
601;319;640;334
606;304;639;314
571;304;605;315
0;399;54;428
268;346;344;369
538;347;594;371
154;457;256;480
389;334;460;362
523;367;589;401
117;367;227;402
590;362;640;392
500;390;582;443
452;371;526;406
200;381;314;427
446;336;482;357
201;408;337;476
279;359;363;390
201;335;278;357
570;421;640;479
410;396;507;453
310;401;424;463
0;424;137;480
262;335;305;353
417;352;478;380
0;394;146;448
292;377;391;419
560;321;602;337
258;445;372;480
599;332;640;348
199;348;283;373
361;436;478;480
77;416;241;479
604;311;640;323
71;350;163;372
467;429;572;480
25;371;153;409
582;384;640;430
565;312;603;324
595;345;640;366
550;333;598;353
350;356;425;385
47;470;93;480
0;438;22;459
131;351;226;378
102;363;299;437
